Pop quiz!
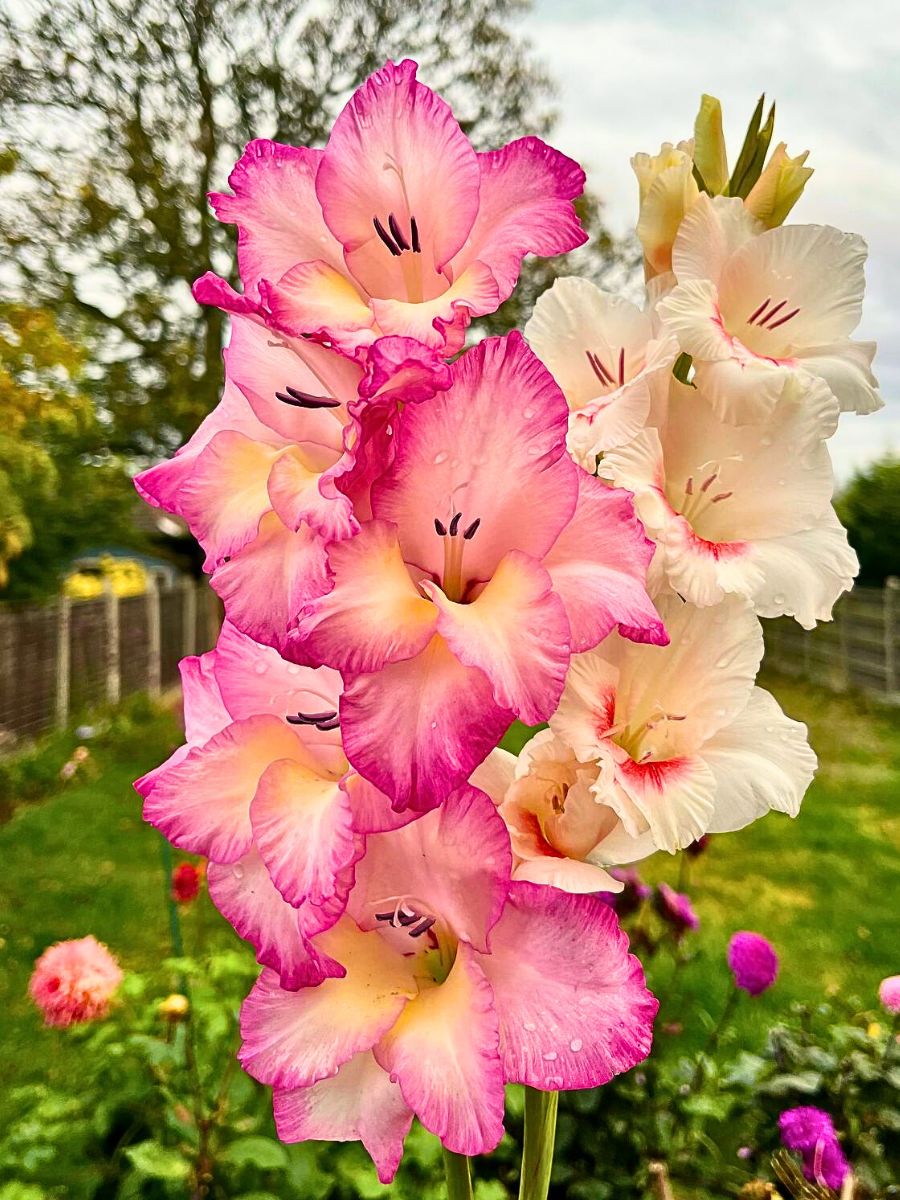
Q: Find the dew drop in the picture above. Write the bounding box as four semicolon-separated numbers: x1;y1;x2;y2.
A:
542;1050;558;1062
287;664;301;675
433;451;448;465
431;720;438;730
522;406;536;419
523;1021;537;1032
569;1038;583;1052
773;593;785;605
254;662;267;675
232;864;244;880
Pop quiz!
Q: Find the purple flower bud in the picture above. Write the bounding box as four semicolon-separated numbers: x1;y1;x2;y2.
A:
727;931;779;996
603;867;652;918
778;1106;850;1191
879;974;900;1015
685;833;711;858
655;882;699;938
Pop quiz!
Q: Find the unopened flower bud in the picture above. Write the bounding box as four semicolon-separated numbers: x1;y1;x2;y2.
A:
744;142;813;228
632;140;699;278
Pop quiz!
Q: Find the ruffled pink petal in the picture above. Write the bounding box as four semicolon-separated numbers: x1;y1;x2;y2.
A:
209;140;344;297
210;619;342;728
261;262;375;352
425;551;570;724
341;773;419;835
179;649;230;745
179;430;285;571
358;336;453;405
223;310;360;445
134;380;270;512
293;520;437;673
315;60;480;296
340;636;513;813
373;944;505;1157
542;474;667;650
207;850;346;990
250;758;358;907
211;512;330;656
266;446;357;543
456;138;587;297
274;1052;413;1184
480;882;657;1090
239;921;417;1089
138;714;305;864
368;261;501;346
348;785;511;953
371;332;577;583
192;271;264;316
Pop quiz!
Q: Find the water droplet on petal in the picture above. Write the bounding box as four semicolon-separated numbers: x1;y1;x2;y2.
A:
773;593;785;605
254;662;267;675
433;451;448;465
543;1050;558;1062
569;1038;583;1052
522;406;536;419
287;665;301;675
232;864;244;880
523;1021;537;1032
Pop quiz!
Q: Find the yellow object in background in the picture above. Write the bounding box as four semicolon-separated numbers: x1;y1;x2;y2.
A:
63;554;149;599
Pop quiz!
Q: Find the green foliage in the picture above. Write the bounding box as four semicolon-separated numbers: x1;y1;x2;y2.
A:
0;0;617;459
0;303;141;598
835;455;900;586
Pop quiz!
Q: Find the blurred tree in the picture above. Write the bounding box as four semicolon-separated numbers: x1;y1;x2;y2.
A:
835;454;900;587
0;303;140;599
0;0;624;461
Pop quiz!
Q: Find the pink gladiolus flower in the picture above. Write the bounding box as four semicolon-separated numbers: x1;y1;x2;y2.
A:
728;931;779;996
206;60;588;357
136;313;451;655
879;975;900;1014
29;936;123;1027
238;786;657;1179
136;621;412;989
291;332;666;812
779;1107;851;1190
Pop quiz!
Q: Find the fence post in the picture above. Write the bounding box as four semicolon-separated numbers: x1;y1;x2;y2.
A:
146;574;162;698
885;576;899;700
104;580;121;705
55;594;71;728
182;575;197;659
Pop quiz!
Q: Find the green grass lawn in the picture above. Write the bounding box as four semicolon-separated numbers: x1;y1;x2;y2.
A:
1;675;898;1124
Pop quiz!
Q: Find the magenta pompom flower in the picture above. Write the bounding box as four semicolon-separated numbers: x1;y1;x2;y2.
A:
728;931;779;996
779;1106;850;1190
879;974;900;1015
28;936;123;1028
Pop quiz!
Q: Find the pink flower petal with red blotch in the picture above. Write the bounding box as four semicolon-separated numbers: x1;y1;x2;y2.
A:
315;59;480;297
207;850;346;991
211;512;330;657
274;1052;413;1184
373;944;505;1157
455;137;587;297
424;552;571;724
480;882;657;1090
208;140;344;299
250;757;359;908
138;714;306;864
239;923;417;1089
542;474;667;650
339;636;513;813
348;785;511;954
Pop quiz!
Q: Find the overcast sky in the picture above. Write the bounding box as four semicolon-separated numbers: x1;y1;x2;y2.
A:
525;0;899;481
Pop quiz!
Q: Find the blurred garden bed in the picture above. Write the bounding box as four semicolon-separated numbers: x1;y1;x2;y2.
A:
0;676;897;1198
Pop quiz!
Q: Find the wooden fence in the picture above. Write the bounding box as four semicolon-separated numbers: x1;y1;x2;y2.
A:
0;577;220;748
764;578;900;705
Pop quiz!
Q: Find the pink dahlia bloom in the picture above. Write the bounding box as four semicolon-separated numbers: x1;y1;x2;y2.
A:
292;332;666;811
239;786;657;1179
779;1106;850;1191
879;974;900;1014
728;931;778;996
29;936;123;1028
206;60;588;357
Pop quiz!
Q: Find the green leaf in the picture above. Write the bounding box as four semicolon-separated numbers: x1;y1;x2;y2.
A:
221;1136;289;1171
124;1140;191;1180
727;94;764;196
759;1069;823;1096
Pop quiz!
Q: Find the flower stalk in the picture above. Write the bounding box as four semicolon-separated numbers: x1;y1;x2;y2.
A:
442;1148;474;1200
519;1087;559;1200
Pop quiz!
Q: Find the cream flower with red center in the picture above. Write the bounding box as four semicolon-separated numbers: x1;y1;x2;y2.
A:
291;332;666;812
525;276;678;468
206;60;588;356
490;594;816;884
602;377;857;628
657;194;882;427
239;786;656;1180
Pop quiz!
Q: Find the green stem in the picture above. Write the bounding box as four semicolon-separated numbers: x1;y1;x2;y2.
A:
158;835;184;957
519;1087;559;1200
442;1147;474;1200
690;987;740;1089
